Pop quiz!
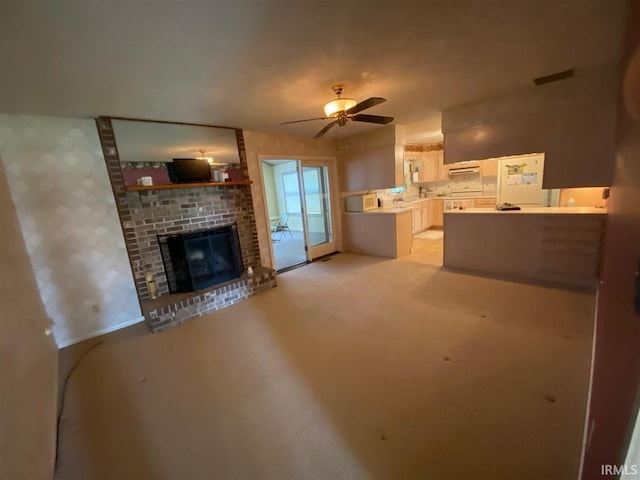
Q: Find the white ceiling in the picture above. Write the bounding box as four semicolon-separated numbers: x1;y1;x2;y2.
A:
0;1;627;142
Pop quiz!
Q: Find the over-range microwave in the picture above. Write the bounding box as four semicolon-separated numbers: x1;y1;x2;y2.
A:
345;193;378;212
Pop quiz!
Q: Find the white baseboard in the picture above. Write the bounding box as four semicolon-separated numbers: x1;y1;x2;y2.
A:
56;316;145;349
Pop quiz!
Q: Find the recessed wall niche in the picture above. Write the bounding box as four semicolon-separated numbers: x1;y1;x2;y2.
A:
95;117;276;332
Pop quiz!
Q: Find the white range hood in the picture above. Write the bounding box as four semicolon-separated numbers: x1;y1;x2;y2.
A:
448;166;480;176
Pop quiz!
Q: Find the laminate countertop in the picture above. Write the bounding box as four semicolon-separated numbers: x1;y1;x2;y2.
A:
445;207;607;215
344;207;413;215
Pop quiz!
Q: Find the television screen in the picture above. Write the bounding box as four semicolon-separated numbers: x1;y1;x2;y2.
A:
170;159;211;183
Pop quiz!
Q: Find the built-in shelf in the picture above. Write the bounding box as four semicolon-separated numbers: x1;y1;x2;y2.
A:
125;180;252;192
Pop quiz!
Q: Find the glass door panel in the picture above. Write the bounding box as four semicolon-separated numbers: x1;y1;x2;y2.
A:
300;163;334;259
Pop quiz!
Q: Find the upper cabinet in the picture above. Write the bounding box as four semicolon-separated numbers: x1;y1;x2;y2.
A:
479;158;499;177
406;142;503;183
341;144;404;191
405;143;445;182
340;125;405;191
421;151;440;182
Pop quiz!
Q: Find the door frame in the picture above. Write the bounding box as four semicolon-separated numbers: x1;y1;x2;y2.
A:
298;159;337;260
257;155;340;270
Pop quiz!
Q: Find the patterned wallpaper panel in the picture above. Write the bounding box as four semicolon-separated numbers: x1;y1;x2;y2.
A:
0;115;141;347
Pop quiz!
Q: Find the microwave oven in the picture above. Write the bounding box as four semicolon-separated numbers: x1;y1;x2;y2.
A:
345;193;378;212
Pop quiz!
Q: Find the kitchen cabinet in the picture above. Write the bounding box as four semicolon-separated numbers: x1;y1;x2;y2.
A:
480;159;499;177
409;200;434;234
421;201;431;229
341;144;404;191
474;197;497;208
430;199;444;227
419;151;440;182
412;206;422;234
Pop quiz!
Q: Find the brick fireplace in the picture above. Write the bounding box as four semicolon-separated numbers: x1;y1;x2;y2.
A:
95;117;276;332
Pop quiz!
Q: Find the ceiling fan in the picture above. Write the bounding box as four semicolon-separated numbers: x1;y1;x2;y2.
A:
281;85;394;139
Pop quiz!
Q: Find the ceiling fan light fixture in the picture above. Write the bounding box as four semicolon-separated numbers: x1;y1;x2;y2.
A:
324;98;356;117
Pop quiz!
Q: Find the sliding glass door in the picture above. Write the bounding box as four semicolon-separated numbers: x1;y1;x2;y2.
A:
299;162;334;260
261;158;336;271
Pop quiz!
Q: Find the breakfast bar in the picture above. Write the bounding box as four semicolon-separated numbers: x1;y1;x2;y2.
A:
342;208;413;258
444;207;607;288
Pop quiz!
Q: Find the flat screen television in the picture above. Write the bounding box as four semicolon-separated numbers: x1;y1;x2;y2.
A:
169;159;211;183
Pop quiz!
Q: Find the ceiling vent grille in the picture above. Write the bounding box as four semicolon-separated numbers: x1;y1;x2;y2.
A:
533;69;574;86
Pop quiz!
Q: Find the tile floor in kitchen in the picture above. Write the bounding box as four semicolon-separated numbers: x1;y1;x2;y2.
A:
405;229;444;267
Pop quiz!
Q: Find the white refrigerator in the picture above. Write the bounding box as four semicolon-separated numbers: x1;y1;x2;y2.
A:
496;153;546;206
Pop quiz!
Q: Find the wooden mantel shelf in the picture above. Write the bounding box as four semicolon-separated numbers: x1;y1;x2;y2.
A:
125;180;252;192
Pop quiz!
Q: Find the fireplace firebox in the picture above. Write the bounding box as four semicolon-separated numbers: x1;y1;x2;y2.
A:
158;224;243;293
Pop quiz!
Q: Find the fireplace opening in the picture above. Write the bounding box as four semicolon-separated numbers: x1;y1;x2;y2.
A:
158;224;243;293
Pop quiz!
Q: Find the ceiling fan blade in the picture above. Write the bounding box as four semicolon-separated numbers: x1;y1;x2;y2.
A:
351;114;394;125
314;120;338;139
281;117;329;125
345;97;387;115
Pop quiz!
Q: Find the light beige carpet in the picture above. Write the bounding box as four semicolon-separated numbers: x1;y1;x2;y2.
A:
57;253;594;480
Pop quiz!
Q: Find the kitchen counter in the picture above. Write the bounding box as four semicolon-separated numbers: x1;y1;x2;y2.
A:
344;204;421;215
444;206;606;288
445;207;606;215
342;209;412;258
367;206;414;214
350;197;440;214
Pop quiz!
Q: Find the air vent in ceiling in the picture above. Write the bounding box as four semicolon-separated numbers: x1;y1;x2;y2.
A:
533;69;574;86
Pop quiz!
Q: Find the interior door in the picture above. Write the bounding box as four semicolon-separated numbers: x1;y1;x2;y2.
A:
298;161;335;260
580;5;640;477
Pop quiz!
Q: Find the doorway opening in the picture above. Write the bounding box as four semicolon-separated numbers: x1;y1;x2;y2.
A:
260;159;336;272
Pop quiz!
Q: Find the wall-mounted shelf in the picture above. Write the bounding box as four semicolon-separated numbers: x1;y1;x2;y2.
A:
125;180;252;192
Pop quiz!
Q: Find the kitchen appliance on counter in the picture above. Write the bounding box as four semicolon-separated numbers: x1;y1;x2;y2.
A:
345;193;378;212
496;202;521;211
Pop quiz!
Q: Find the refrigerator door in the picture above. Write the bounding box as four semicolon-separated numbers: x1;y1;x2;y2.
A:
497;154;545;206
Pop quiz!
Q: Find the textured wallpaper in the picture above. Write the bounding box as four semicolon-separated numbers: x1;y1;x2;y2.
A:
0;115;141;347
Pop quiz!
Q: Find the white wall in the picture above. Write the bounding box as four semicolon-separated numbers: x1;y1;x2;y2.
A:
0;115;142;347
0;159;57;480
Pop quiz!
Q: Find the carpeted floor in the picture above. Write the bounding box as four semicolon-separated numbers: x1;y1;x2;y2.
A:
56;253;594;480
